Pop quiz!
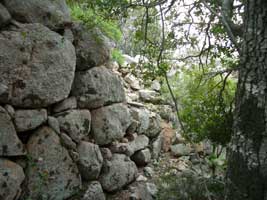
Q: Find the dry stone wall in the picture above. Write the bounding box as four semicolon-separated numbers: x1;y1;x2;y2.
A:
0;1;168;200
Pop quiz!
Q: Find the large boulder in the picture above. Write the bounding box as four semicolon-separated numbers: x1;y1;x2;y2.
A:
72;24;110;70
77;142;103;181
0;106;25;156
26;126;81;200
0;159;25;200
57;109;91;143
100;154;138;192
0;23;76;108
82;181;106;200
0;3;11;27
91;103;132;145
71;66;126;109
3;0;71;29
14;109;47;132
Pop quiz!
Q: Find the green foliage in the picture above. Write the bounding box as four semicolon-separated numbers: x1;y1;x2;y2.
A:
68;2;122;42
111;49;124;65
162;65;236;145
156;170;225;200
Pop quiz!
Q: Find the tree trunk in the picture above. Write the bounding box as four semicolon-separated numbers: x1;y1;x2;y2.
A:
226;1;267;199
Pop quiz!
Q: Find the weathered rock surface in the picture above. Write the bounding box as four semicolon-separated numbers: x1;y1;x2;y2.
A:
151;135;163;159
0;3;11;27
53;96;77;113
14;109;47;132
170;144;191;157
0;158;25;200
4;0;71;29
128;135;149;155
100;154;138;192
0;106;25;156
131;148;151;166
57;109;91;143
47;116;60;134
77;142;103;181
4;104;15;119
0;23;76;108
72;24;110;70
146;113;162;138
72;66;126;109
82;181;106;200
124;74;141;90
91;103;132;145
131;107;150;134
26;126;81;200
60;132;77;150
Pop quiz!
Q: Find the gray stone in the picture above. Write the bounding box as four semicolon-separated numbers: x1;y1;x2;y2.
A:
0;3;11;27
14;109;47;132
144;167;154;178
139;89;158;102
0;159;25;200
64;28;74;43
69;150;79;162
0;106;26;156
47;116;60;134
91;103;132;145
145;183;158;198
124;74;141;90
100;154;138;192
53;96;77;113
151;134;163;159
82;181;106;200
60;132;77;150
4;104;15;119
150;80;161;91
26;126;81;200
130;107;150;134
131;148;151;166
72;24;110;70
128;135;149;155
100;148;113;161
0;23;76;108
72;66;126;109
77;142;103;181
4;0;71;29
146;113;162;138
57;109;91;143
170;144;191;157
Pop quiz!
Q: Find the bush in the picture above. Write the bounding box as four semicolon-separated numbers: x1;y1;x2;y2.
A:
161;65;236;145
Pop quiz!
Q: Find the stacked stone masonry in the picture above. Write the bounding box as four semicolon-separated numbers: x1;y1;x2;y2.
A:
0;1;178;199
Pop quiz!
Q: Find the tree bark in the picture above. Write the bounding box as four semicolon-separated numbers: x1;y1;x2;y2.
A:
226;1;267;199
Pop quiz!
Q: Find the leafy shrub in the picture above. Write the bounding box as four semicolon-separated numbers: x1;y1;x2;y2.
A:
67;2;122;42
162;65;236;145
111;49;124;65
156;170;225;200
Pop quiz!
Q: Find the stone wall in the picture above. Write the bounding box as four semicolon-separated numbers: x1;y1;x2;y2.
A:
0;1;167;200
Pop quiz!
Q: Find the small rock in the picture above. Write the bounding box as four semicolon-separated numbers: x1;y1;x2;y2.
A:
136;175;148;182
60;132;77;150
47;116;60;134
100;154;138;192
170;144;191;157
0;3;11;27
139;89;158;103
150;80;161;91
0;106;26;156
91;103;132;145
57;109;91;143
14;109;47;132
124;74;141;90
151;134;163;159
0;158;25;200
69;150;80;162
128;135;149;156
53;97;77;113
4;104;15;118
145;183;158;197
77;142;103;180
144;167;154;178
131;148;151;166
63;28;74;43
82;181;106;200
100;148;112;160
